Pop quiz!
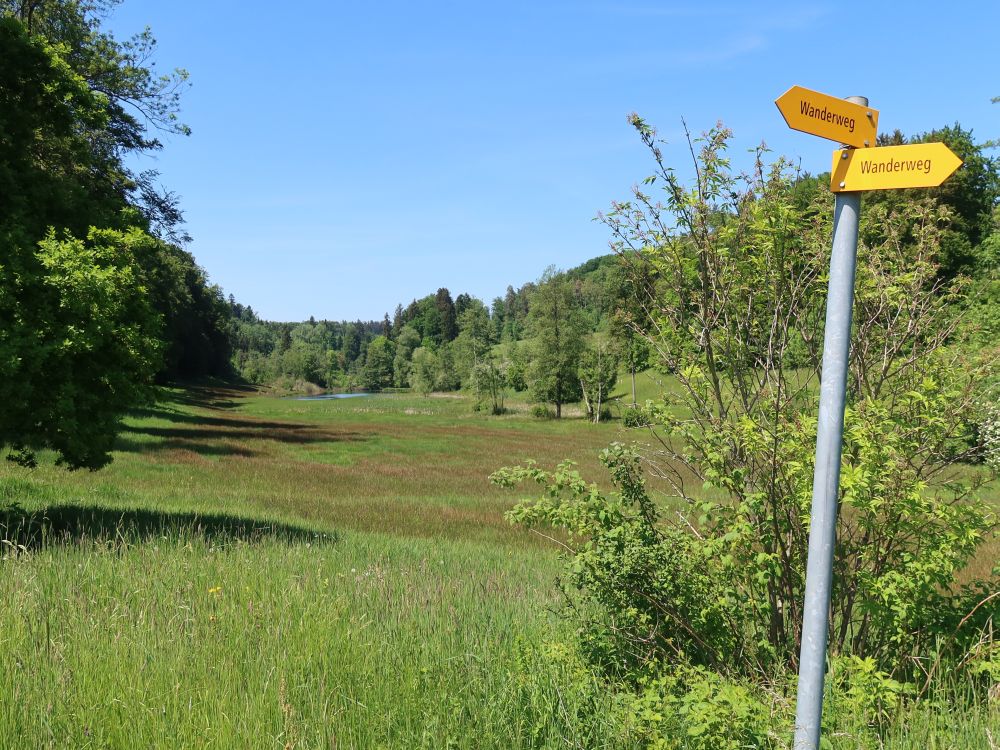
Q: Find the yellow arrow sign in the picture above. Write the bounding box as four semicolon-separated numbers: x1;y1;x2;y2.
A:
830;142;963;192
775;86;878;149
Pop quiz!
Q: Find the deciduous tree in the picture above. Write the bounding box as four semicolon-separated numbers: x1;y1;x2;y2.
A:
499;118;997;692
2;228;161;469
410;347;438;396
361;335;395;392
527;270;587;418
578;342;618;423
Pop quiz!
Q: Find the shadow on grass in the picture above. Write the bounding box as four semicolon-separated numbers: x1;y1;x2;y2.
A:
113;437;261;459
0;504;337;551
129;409;318;431
123;425;366;446
167;381;258;411
119;382;370;460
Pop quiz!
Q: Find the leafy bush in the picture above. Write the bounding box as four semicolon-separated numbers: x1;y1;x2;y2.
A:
621;403;653;428
470;358;508;415
625;666;783;750
495;118;998;745
494;446;743;678
825;656;911;731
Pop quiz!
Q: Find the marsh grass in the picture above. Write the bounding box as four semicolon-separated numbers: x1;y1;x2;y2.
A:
0;384;634;748
0;381;996;748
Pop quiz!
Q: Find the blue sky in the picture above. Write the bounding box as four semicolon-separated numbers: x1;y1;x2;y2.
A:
108;1;998;322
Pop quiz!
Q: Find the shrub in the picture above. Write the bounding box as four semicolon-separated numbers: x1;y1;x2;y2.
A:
495;119;998;728
621;403;652;428
625;666;783;750
469;358;508;415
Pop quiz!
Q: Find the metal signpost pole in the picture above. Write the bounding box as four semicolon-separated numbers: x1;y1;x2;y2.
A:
792;95;867;750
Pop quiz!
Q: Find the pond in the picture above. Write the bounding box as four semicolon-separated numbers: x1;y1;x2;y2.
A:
290;393;373;401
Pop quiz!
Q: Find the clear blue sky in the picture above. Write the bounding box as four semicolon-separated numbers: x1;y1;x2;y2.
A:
109;1;998;322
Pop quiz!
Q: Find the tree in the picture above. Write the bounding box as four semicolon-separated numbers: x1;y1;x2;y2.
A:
499;118;997;692
1;0;191;239
486;296;502;340
2;5;235;474
434;343;461;391
0;15;119;240
133;237;232;380
410;347;438;396
435;288;458;343
282;342;324;385
454;299;492;381
470;358;508;415
0;15;175;469
527;270;587;418
607;263;652;404
454;292;474;318
578;342;618;423
506;340;528;392
361;335;395;391
870;124;1000;280
392;324;421;388
1;228;161;469
503;285;520;340
410;295;441;344
341;322;362;365
277;325;292;353
324;349;343;389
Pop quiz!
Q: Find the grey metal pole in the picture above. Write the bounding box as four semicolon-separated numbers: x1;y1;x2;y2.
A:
792;96;866;750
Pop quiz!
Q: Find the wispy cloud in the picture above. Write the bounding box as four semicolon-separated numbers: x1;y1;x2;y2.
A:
673;34;769;66
569;2;830;69
578;3;743;19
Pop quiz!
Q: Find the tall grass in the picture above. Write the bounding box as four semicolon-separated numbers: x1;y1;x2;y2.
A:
0;383;996;748
0;527;631;748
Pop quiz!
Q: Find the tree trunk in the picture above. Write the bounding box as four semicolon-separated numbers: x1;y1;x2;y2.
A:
631;365;637;405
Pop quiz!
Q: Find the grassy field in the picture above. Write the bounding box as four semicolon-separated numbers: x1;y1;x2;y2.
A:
0;383;629;748
0;379;996;748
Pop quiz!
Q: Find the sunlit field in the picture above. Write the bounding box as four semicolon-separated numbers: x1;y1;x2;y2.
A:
0;383;628;748
1;381;996;748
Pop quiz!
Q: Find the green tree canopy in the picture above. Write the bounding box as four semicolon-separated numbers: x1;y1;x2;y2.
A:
527;269;587;418
362;335;395;392
1;228;161;469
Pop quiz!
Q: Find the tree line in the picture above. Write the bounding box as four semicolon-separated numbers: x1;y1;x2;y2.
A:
228;256;650;420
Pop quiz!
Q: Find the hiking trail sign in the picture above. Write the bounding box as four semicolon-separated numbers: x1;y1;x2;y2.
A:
775;85;878;149
831;142;963;192
776;87;962;750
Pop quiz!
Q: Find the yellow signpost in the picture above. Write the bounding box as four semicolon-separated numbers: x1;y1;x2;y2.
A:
775;85;879;149
830;142;963;192
777;87;963;750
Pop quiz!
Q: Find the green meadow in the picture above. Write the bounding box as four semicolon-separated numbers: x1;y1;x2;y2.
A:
1;382;996;748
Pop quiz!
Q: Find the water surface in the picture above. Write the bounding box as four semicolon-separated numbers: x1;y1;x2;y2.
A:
290;393;372;401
